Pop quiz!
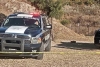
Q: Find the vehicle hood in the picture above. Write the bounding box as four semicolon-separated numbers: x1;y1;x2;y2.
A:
0;26;42;37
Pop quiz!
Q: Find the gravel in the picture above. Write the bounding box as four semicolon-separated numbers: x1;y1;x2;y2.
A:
0;40;100;67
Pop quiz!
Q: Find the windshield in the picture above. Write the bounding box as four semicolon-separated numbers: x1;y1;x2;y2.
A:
2;17;41;28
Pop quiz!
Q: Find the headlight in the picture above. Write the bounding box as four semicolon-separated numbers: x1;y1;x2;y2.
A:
31;37;41;44
37;38;41;43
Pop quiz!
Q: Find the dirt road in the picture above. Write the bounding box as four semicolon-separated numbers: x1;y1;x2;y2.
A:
0;40;100;67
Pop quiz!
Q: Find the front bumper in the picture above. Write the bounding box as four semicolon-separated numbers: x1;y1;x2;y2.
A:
0;37;41;57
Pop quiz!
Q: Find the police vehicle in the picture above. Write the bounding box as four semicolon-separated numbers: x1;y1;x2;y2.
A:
0;12;52;60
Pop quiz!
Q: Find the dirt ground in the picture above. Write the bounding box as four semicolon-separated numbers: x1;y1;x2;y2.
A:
0;37;100;67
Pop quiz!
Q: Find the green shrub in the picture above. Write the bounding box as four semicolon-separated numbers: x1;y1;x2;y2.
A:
60;19;70;25
77;2;82;5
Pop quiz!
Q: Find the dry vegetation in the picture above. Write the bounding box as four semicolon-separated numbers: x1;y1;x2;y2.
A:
62;5;100;36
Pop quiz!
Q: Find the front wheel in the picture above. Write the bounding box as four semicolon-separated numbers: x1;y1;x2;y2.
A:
35;42;44;60
45;38;51;51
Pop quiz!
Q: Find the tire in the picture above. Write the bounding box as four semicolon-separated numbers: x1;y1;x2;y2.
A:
45;38;51;51
35;42;44;60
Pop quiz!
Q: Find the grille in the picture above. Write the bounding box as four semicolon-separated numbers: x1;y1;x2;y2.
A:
24;40;31;44
17;35;31;39
6;40;21;44
0;33;31;39
0;34;12;37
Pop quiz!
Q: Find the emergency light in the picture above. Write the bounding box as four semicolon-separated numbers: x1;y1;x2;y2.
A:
29;12;40;17
17;12;40;18
17;14;33;17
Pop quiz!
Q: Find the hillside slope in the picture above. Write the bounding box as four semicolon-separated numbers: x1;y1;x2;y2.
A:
0;0;35;15
52;19;93;42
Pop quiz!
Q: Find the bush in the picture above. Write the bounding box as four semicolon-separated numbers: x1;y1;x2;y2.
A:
0;13;7;23
60;19;70;25
77;2;82;5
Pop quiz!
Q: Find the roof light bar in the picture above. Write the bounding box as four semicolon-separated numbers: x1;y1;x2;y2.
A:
17;14;33;17
30;12;40;17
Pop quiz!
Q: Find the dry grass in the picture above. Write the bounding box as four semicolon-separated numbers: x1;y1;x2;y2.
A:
63;5;100;36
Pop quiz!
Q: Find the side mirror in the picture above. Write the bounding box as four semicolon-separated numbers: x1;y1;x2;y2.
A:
46;25;52;29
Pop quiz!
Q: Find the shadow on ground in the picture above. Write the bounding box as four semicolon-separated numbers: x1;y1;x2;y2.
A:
0;56;36;59
54;41;98;50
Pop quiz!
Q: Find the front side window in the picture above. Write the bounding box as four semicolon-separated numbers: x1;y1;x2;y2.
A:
2;17;41;28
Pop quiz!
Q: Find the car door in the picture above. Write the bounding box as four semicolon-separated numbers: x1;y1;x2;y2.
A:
42;17;51;47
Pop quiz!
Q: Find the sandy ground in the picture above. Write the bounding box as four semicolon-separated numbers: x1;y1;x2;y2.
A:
0;39;100;67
